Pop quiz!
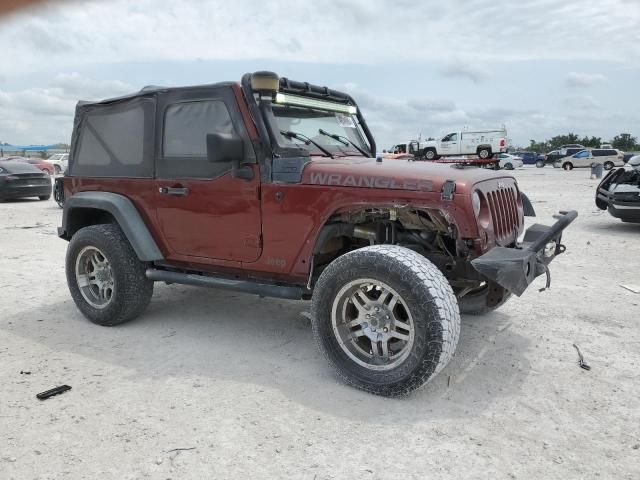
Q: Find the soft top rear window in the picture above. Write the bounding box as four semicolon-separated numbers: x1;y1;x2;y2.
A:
70;96;155;178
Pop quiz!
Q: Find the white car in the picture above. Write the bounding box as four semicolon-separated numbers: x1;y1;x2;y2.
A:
495;153;523;170
45;153;69;175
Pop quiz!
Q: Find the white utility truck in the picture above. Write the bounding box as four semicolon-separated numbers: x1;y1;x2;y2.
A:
421;129;508;160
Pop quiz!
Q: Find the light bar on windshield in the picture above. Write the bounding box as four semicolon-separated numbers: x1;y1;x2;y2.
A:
275;92;357;115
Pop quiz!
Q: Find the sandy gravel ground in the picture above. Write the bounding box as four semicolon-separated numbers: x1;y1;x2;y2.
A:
1;167;639;480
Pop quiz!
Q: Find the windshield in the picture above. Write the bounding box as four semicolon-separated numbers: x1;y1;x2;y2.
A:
272;104;369;156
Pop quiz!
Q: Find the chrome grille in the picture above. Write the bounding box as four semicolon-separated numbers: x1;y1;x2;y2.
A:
486;185;521;246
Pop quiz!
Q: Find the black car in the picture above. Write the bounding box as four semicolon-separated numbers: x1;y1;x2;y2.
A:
596;155;640;223
0;161;52;201
623;152;640;164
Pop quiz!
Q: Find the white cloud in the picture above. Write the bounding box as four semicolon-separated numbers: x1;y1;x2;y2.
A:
565;72;606;87
0;74;133;144
1;0;639;74
440;61;489;84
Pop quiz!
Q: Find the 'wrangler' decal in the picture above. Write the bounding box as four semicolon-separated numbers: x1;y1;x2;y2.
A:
309;172;433;192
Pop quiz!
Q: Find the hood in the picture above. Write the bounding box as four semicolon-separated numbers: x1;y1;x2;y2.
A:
300;156;509;194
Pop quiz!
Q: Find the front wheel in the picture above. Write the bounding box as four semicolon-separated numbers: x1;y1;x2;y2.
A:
535;160;545;168
66;224;154;326
54;164;61;175
311;245;460;397
563;162;573;171
424;148;438;160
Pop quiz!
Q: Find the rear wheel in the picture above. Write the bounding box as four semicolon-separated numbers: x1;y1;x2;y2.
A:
504;162;513;170
459;282;512;315
66;224;153;326
311;245;460;396
535;160;544;168
603;161;614;171
562;162;573;171
478;148;491;159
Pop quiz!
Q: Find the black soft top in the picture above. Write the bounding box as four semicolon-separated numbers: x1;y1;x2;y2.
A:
76;81;236;109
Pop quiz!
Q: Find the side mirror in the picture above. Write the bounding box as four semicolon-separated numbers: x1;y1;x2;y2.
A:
206;132;243;163
206;132;253;180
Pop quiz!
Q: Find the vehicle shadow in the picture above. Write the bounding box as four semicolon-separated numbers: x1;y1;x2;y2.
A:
3;284;531;424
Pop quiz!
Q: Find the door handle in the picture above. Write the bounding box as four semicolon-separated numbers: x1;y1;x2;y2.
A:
159;186;189;196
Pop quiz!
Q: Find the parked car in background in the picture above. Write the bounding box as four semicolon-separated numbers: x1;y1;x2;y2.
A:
600;143;613;149
541;147;584;167
19;157;55;175
495;153;523;170
511;151;542;165
560;144;585;149
556;150;596;170
623;152;640;163
45;153;69;175
0;161;52;201
596;155;640;223
592;148;624;170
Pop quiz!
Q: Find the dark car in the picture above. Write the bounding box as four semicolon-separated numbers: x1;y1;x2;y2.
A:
512;151;542;165
540;147;585;167
0;161;52;201
623;152;640;164
596;155;640;223
0;156;55;175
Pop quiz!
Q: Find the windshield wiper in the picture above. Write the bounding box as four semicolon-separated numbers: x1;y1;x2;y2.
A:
318;129;370;157
280;130;333;158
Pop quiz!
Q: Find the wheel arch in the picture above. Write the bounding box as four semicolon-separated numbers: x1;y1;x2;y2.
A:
59;191;164;262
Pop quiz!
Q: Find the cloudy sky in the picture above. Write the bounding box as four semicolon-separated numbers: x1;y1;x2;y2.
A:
1;0;639;148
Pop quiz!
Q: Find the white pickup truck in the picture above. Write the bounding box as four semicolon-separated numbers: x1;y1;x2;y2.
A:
421;129;508;160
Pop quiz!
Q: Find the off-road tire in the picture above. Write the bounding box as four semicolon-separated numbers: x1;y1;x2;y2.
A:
459;282;512;315
38;194;51;201
424;148;438;160
562;162;573;171
311;245;460;397
603;161;614;171
535;160;545;168
66;223;153;326
478;148;492;159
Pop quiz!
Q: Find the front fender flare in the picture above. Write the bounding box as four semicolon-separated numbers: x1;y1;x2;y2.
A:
58;191;163;262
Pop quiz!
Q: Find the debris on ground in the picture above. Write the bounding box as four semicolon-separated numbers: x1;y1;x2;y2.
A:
620;284;640;294
572;344;591;371
20;370;31;375
36;385;72;400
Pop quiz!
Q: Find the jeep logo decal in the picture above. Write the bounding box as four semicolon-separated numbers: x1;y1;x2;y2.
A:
309;172;433;192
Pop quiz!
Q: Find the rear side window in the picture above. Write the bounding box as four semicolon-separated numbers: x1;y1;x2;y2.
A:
71;97;155;177
163;100;233;157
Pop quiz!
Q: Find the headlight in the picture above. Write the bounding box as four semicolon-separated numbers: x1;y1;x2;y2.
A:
472;191;481;217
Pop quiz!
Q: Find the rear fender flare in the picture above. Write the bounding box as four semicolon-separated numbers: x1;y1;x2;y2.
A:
59;191;163;262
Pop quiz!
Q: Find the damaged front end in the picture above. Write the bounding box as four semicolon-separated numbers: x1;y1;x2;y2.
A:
595;158;640;223
471;210;577;296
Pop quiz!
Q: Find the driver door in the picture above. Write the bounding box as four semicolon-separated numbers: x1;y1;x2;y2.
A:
440;133;458;154
153;86;262;264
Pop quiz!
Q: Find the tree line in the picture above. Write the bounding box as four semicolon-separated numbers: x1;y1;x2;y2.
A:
524;133;638;153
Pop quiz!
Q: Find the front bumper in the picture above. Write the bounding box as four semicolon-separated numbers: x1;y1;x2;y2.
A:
471;210;577;296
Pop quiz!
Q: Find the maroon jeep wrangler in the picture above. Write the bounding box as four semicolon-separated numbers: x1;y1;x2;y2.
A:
59;72;576;396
